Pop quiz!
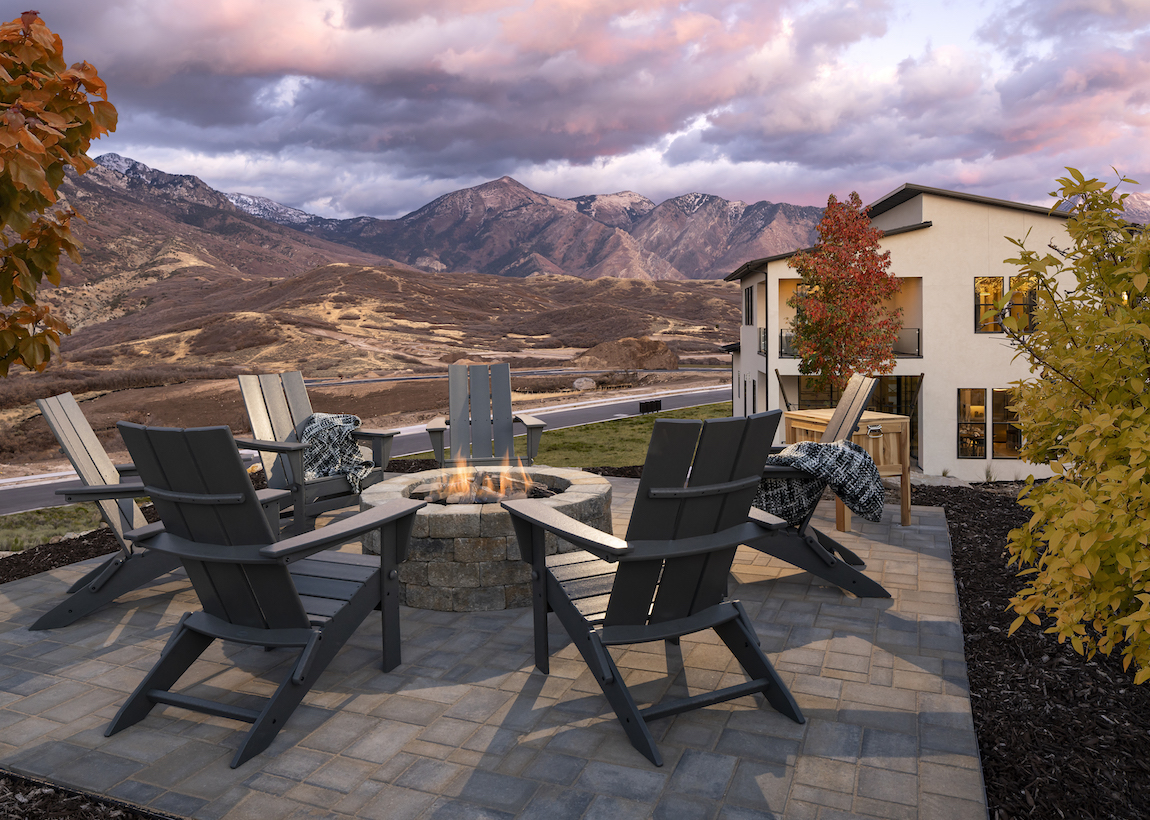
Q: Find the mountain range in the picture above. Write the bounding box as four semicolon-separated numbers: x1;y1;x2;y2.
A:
94;154;822;282
32;157;755;379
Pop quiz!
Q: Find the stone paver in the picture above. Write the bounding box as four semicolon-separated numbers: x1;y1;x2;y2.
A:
0;477;987;819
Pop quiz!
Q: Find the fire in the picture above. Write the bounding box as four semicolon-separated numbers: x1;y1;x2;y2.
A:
424;456;535;504
445;460;472;499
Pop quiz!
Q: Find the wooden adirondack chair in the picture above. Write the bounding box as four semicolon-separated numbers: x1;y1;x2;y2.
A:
426;363;545;466
59;422;423;769
502;411;805;766
742;373;891;598
238;371;399;532
29;393;178;630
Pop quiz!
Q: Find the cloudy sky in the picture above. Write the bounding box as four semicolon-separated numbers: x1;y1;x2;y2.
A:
30;0;1150;219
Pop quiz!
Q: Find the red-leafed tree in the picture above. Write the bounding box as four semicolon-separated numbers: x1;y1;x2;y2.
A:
0;11;116;376
786;191;902;392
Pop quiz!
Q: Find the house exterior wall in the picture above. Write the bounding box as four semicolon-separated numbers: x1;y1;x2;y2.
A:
729;188;1071;482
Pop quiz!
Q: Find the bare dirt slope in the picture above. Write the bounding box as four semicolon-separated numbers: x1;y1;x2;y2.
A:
51;264;738;378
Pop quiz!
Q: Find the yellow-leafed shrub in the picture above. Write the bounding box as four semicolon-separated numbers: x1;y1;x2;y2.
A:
1000;168;1150;683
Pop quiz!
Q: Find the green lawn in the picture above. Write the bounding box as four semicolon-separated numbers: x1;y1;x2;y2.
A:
392;402;735;468
536;402;733;467
0;503;105;552
1;402;734;550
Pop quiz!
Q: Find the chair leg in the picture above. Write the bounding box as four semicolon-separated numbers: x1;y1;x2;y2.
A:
231;639;338;768
232;582;381;767
813;526;866;567
32;549;183;630
582;631;663;767
66;552;124;594
741;530;890;599
715;616;804;725
379;522;403;673
106;620;213;736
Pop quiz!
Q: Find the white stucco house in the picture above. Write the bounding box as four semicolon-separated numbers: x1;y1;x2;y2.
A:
725;183;1072;482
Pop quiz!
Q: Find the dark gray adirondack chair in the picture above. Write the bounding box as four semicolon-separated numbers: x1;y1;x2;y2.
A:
742;373;891;598
426;363;545;466
59;422;423;769
29;393;176;630
502;411;804;766
238;371;398;532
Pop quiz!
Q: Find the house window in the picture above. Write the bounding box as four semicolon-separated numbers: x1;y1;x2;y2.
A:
958;388;986;458
992;388;1021;459
974;277;1003;332
1008;275;1037;332
743;287;754;325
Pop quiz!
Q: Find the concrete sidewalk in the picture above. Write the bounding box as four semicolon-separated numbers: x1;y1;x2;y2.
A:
0;478;985;819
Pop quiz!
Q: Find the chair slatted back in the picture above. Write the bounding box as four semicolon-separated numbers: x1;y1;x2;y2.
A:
238;372;315;487
606;411;781;628
447;363;516;464
820;374;878;443
36;393;147;550
117;422;309;630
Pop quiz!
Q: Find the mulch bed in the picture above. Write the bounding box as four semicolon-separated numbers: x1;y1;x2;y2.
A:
1;480;1149;818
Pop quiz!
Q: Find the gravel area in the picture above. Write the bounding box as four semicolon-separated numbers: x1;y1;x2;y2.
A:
1;481;1148;818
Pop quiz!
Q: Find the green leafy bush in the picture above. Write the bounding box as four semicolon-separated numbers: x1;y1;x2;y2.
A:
1000;169;1150;683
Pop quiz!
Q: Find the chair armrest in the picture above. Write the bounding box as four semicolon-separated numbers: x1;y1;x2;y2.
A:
351;428;399;441
513;413;545;429
747;506;789;530
234;437;306;454
57;483;144;503
122;521;166;541
235;437;306;530
351;428;399;466
256;488;293;507
502;498;629;560
513;414;546;463
624;520;779;561
113;462;139;477
261;498;425;563
426;417;447;465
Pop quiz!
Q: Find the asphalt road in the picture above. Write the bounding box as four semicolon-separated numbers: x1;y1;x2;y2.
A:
0;385;732;516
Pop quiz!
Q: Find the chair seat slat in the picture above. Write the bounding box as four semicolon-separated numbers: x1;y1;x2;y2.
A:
298;595;345;620
291;575;363;603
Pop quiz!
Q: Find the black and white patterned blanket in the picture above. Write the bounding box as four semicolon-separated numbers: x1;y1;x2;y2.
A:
752;439;885;527
301;413;374;494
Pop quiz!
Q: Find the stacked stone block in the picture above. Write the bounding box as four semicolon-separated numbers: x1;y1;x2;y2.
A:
361;467;612;611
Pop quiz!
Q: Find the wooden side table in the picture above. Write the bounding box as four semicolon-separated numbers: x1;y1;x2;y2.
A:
782;408;911;529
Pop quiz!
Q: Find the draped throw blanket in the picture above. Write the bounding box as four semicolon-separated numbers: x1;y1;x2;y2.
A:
753;439;885;527
301;413;374;494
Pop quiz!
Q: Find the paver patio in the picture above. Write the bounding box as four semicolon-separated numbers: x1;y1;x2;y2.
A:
0;477;986;819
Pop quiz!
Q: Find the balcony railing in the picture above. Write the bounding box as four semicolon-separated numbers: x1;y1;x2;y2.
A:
893;327;921;357
778;328;921;358
779;331;796;358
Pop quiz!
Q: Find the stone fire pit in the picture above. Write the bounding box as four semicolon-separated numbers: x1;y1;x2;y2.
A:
360;467;612;611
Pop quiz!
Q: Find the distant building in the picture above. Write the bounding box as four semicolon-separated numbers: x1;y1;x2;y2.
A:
726;183;1071;482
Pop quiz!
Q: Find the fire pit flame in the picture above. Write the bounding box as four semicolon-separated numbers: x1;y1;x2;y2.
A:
412;457;551;505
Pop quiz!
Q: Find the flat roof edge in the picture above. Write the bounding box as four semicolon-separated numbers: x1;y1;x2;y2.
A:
725;221;933;281
868;183;1069;220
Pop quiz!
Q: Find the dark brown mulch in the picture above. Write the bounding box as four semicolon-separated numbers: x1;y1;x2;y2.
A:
916;483;1150;820
580;465;644;478
1;481;1149;819
385;458;443;473
0;773;177;820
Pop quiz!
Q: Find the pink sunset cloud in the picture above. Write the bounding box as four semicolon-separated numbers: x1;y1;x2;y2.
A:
26;0;1150;218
